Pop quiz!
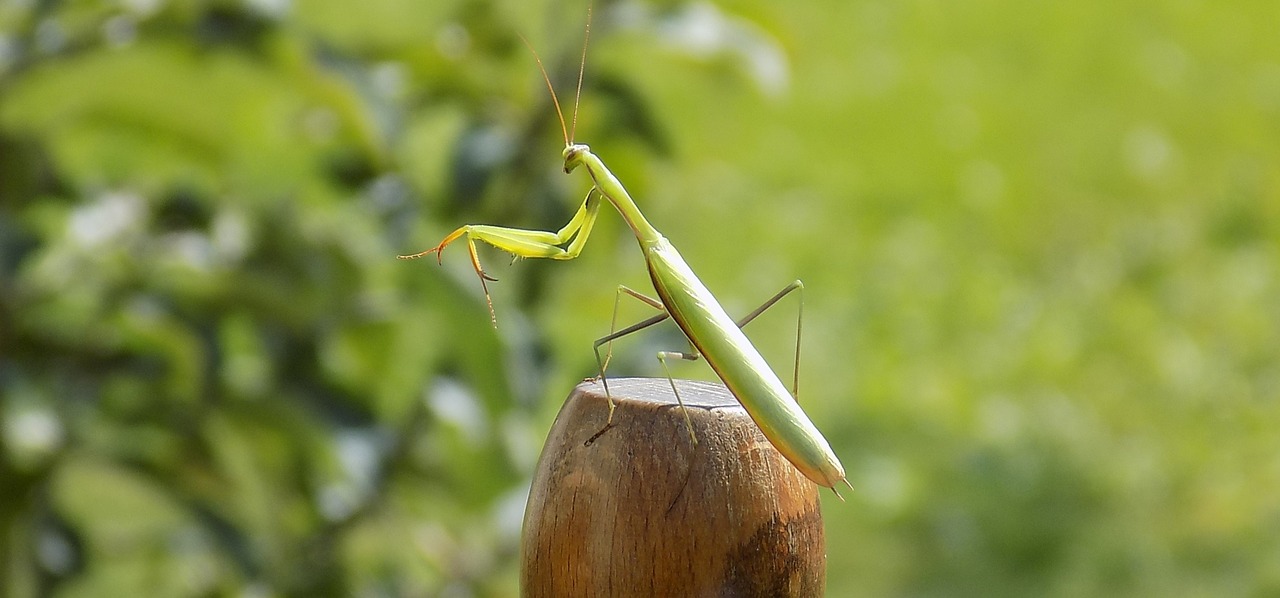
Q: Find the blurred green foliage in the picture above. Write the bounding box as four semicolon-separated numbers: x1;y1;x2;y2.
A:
1;0;1278;596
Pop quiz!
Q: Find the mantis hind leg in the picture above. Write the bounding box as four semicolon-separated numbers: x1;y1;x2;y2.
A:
736;280;805;401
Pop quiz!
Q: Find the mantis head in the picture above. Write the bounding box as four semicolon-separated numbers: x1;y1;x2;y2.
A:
563;143;590;174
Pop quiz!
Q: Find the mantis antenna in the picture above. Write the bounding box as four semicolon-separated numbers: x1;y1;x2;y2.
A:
517;33;569;147
570;2;592;143
518;1;593;147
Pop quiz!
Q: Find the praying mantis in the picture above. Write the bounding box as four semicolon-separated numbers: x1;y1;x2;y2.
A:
400;6;850;495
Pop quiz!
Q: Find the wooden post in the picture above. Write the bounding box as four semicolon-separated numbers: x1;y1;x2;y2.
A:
521;378;826;597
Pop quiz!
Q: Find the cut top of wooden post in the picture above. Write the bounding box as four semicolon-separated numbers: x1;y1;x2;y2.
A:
521;378;826;598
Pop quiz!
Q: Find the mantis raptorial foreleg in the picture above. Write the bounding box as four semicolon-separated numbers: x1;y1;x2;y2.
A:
587;280;806;445
398;189;603;325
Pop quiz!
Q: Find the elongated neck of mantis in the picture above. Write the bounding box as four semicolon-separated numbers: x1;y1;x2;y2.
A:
579;149;664;245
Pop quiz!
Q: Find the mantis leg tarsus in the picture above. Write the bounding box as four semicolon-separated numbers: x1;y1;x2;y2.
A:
584;421;613;446
584;389;618;446
477;270;497;328
398;227;467;261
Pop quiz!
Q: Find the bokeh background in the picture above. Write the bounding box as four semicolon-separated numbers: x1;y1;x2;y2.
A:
3;0;1278;596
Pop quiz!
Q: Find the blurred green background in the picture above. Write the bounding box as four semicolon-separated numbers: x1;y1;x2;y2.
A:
2;0;1278;595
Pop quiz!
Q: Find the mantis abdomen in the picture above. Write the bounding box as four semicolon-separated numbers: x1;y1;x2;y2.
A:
645;237;847;490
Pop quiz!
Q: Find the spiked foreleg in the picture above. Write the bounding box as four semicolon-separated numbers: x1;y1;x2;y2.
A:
398;189;602;325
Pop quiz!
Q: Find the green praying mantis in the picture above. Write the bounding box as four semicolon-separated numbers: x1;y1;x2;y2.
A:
400;7;851;496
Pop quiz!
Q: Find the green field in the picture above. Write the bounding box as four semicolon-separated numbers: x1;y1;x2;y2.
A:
3;0;1278;595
